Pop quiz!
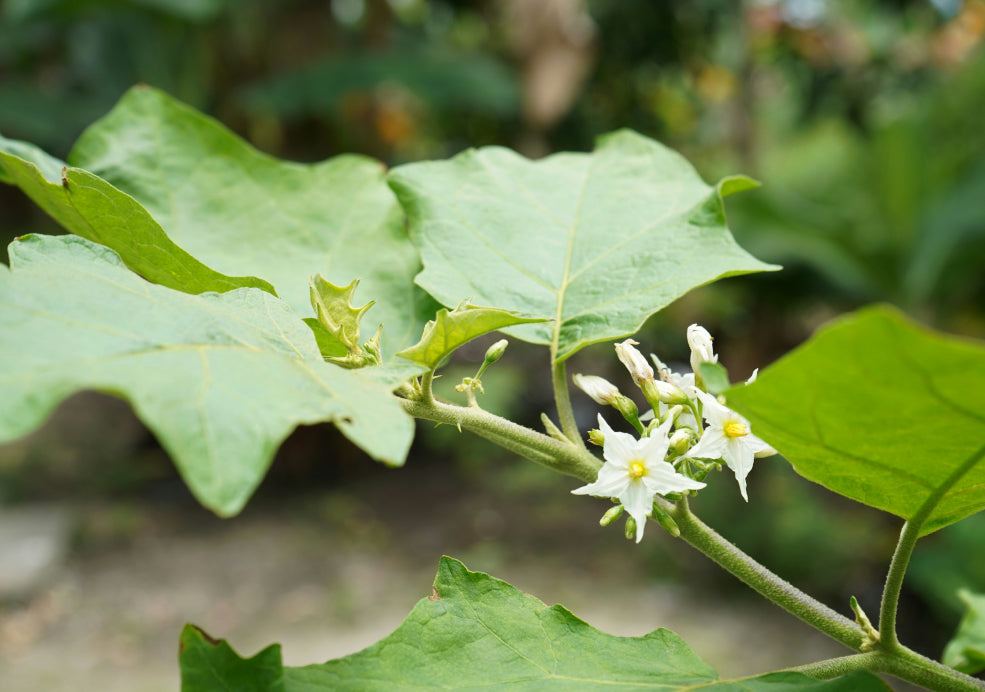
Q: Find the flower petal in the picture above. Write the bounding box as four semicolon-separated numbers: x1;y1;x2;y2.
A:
598;414;636;468
642;461;707;494
722;439;755;501
620;480;653;543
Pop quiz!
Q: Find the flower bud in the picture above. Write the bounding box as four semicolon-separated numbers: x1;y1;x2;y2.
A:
573;373;619;405
624;515;638;541
651;502;681;538
610;393;644;434
615;339;654;386
641;379;689;407
599;505;624;526
587;428;605;447
669;428;692;455
483;338;508;365
687;324;718;375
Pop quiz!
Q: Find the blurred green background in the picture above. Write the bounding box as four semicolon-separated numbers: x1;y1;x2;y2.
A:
2;0;985;674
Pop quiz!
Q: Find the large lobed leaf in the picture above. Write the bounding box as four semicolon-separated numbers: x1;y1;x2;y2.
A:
727;306;985;535
0;234;417;517
1;86;429;356
0;133;274;296
180;557;888;691
388;129;777;361
67;85;427;355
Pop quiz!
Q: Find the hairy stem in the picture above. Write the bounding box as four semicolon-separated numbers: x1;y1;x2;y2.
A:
669;498;865;650
551;359;584;447
399;396;601;482
879;442;985;647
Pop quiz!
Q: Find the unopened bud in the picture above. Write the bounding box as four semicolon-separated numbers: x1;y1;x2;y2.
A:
587;428;605;447
615;339;654;386
624;516;638;541
484;338;508;365
611;393;644;434
669;428;692;455
573;373;619;405
651;503;681;538
600;505;624;526
687;324;718;376
641;378;688;408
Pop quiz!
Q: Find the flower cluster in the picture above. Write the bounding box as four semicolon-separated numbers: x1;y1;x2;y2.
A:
572;324;776;542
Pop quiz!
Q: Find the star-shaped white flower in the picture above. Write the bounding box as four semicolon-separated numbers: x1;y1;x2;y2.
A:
686;390;776;501
573;415;706;542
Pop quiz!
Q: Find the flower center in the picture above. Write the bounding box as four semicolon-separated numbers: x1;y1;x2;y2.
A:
627;460;646;479
723;420;748;438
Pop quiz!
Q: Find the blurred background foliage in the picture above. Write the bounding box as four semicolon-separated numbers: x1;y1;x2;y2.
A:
2;0;985;660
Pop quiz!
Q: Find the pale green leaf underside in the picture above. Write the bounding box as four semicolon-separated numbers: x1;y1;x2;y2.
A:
396;302;548;369
68;85;427;355
180;557;886;691
944;589;985;674
388;129;777;361
0;134;273;295
727;306;985;535
0;235;414;517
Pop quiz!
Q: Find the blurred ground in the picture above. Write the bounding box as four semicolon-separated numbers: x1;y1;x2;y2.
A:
0;457;851;692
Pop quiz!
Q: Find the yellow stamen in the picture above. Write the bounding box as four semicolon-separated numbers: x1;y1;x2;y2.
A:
628;460;646;478
723;421;748;438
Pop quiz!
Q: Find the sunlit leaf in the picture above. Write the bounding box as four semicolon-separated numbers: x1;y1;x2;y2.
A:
0;134;273;295
181;557;888;691
0;234;414;517
389;129;776;361
397;301;547;369
67;85;428;355
727;306;985;535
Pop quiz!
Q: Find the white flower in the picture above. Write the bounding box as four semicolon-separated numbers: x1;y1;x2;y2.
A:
615;339;654;386
687;324;718;376
686;390;776;501
573;415;706;542
573;373;619;405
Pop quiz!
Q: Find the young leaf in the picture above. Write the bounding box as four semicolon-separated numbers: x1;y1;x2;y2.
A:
179;625;285;692
396;301;548;369
0;134;273;295
0;234;415;517
389;130;777;362
727;305;985;535
67;85;427;355
180;557;889;691
944;590;985;674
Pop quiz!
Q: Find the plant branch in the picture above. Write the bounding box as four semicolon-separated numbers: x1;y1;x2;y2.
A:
668;498;865;650
879;442;985;648
399;396;602;482
551;358;584;447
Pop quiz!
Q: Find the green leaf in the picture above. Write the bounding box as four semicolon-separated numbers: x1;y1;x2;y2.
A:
0;234;415;517
727;305;985;535
0;133;273;295
944;590;985;674
179;625;285;692
67;85;427;355
181;557;888;691
396;301;548;369
388;130;777;361
698;361;731;395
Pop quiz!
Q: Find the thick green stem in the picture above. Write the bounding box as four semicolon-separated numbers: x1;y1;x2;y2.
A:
400;396;601;482
551;359;584;447
669;498;865;650
879;442;985;647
